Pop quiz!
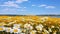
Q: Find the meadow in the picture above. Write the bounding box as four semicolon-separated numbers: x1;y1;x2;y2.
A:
0;16;60;34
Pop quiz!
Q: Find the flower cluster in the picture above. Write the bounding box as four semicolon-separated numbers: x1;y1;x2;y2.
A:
0;16;60;34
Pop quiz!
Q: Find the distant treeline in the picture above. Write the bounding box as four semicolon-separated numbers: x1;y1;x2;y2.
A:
0;14;60;16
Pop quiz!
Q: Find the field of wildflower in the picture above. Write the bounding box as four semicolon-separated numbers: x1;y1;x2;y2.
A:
0;16;60;34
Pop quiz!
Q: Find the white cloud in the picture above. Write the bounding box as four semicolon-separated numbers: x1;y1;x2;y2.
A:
21;9;26;11
32;5;36;6
16;0;28;3
20;7;27;11
1;7;27;13
1;8;21;14
23;0;28;1
3;8;9;11
0;0;29;8
0;1;21;8
38;4;56;9
38;4;47;7
45;6;55;9
0;0;28;14
0;8;9;13
23;7;26;8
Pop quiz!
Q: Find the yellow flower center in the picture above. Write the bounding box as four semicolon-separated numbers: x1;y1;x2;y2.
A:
31;31;35;34
13;29;18;33
0;28;3;31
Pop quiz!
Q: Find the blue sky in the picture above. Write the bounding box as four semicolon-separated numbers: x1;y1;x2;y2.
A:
0;0;60;15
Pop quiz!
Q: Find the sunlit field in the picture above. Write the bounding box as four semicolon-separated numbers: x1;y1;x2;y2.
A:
0;16;60;34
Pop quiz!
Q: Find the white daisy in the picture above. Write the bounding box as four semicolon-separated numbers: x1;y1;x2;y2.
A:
13;24;21;29
40;17;48;23
36;24;43;31
53;31;57;34
29;26;33;30
48;28;52;32
30;30;36;34
36;26;42;31
51;25;55;28
44;29;49;34
13;28;21;34
39;24;43;28
5;27;13;33
0;26;5;31
24;23;31;30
